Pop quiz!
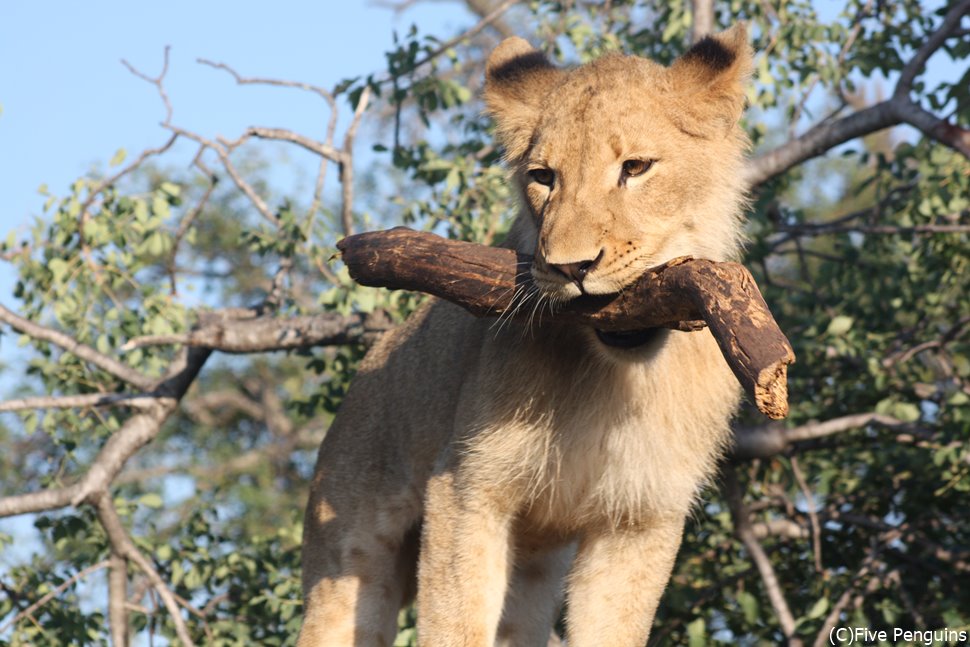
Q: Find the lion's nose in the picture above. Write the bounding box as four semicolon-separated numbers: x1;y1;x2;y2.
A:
549;249;604;285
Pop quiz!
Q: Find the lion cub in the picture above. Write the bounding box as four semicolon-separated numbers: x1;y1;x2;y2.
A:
299;25;753;647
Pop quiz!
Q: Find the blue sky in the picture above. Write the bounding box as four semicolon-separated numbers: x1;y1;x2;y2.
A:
0;1;472;236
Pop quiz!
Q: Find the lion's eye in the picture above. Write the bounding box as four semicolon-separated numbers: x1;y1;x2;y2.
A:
528;168;555;187
621;158;654;180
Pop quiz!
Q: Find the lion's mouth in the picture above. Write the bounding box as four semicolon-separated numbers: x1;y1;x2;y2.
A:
594;327;662;349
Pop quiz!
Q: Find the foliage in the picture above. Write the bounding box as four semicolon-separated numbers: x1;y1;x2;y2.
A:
1;1;968;645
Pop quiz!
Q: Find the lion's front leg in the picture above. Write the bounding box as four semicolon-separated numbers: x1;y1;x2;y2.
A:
565;516;685;647
417;469;513;647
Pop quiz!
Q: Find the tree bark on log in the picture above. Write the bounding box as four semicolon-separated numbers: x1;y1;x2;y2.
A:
337;227;795;419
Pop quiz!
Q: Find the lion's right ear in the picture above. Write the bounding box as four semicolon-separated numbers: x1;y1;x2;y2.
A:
484;38;562;162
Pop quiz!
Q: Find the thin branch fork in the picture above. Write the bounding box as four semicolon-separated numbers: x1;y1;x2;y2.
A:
0;348;210;519
93;492;195;647
121;309;393;354
337;227;795;419
745;0;970;188
725;470;804;647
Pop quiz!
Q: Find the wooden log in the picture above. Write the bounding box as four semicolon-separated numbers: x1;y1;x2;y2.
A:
337;227;795;420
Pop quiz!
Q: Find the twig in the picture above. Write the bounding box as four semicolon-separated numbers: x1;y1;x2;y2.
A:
378;0;521;84
0;392;159;413
779;223;970;237
168;161;217;295
0;348;209;518
339;86;372;237
0;560;111;634
811;555;882;647
93;492;196;647
725;470;804;646
789;456;823;573
0;304;154;391
245;126;344;163
733;412;906;460
196;59;337;107
120;309;392;354
121;46;173;123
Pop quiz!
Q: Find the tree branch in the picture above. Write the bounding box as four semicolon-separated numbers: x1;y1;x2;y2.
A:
121;46;173;123
121;309;393;354
108;552;130;647
725;470;803;646
379;0;520;84
689;0;714;43
93;492;195;647
745;0;970;188
339;86;372;237
0;392;159;413
0;560;112;635
245;126;344;164
0;348;209;518
733;412;906;460
0;304;154;392
811;557;882;647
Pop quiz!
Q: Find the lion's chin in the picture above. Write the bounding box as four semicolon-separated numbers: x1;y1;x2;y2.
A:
594;327;663;349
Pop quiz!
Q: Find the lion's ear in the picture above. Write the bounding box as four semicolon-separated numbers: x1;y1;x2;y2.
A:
667;23;753;138
484;37;562;161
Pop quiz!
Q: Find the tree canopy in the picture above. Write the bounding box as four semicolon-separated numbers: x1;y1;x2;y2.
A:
0;1;968;645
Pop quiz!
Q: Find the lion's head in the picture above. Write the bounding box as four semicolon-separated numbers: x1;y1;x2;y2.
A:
484;27;752;349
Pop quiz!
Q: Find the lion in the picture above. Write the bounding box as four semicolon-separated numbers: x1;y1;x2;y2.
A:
299;24;753;647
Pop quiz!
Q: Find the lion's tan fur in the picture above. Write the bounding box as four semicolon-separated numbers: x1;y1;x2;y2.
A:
299;25;753;647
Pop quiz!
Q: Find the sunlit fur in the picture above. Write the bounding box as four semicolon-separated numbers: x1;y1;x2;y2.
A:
300;25;753;647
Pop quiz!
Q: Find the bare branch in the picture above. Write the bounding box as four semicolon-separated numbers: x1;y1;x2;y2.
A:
339;85;372;237
108;553;130;647
169;162;217;295
196;58;337;108
0;392;159;413
246;126;344;164
164;125;278;225
749;518;810;540
0;560;111;635
725;471;803;646
93;492;195;647
733;412;906;460
790;456;823;573
121;309;393;354
689;0;714;43
778;222;970;237
0;304;154;392
121;46;173;123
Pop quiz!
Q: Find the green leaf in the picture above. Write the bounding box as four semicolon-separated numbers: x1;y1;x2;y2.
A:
139;493;163;509
826;315;854;336
738;589;759;625
807;596;829;620
686;617;706;647
160;181;181;197
109;148;127;167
